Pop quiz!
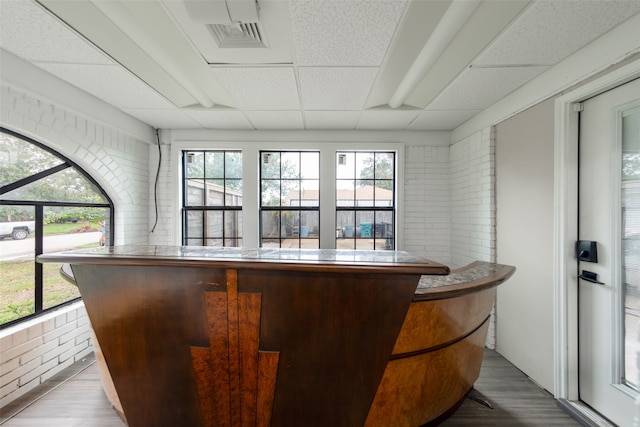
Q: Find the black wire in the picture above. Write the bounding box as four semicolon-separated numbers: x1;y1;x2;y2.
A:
150;129;161;233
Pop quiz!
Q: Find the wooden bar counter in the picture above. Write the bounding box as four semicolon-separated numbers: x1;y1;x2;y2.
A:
38;246;514;427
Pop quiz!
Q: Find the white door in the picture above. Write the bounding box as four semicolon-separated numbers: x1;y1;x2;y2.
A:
579;78;640;426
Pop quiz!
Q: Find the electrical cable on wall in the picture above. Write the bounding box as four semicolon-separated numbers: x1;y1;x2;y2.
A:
150;128;161;233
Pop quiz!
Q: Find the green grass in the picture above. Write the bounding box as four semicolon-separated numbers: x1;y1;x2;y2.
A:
1;222;100;325
1;260;81;324
44;222;100;236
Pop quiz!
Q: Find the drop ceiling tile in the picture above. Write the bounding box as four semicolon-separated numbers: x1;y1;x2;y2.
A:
184;109;254;130
122;108;201;129
210;67;300;110
407;110;480;131
298;67;378;110
36;63;175;109
357;109;420;130
304;111;361;130
428;66;549;111
476;1;640;66
290;0;407;66
245;111;304;130
0;0;112;64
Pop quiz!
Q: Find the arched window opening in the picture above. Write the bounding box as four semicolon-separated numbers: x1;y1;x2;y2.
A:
0;128;114;328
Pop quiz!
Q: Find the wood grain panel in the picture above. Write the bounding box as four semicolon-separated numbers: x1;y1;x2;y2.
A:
191;272;280;427
205;291;231;425
392;288;496;355
238;292;261;427
239;270;419;427
256;351;280;427
365;320;489;427
71;265;225;427
60;254;513;427
191;346;216;426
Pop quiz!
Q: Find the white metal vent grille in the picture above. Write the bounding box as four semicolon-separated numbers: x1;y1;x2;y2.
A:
208;22;267;49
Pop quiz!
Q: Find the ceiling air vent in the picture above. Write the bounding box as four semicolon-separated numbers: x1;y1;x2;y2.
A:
208;22;267;49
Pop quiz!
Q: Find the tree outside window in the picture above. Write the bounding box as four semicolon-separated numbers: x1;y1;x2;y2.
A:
0;128;113;328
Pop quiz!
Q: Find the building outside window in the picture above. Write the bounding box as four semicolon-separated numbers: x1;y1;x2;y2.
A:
336;151;395;250
260;151;320;248
0;128;113;328
182;150;243;247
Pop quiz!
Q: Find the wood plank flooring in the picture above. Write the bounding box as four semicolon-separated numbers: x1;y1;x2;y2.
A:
1;350;578;426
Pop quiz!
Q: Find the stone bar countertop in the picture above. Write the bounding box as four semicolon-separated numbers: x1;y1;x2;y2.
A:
414;261;516;301
38;245;450;276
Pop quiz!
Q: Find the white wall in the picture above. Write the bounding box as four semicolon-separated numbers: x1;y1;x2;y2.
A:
448;127;497;348
404;145;451;264
0;302;92;408
0;55;154;408
153;129;453;264
0;66;153;246
495;98;555;392
449;127;496;269
449;13;640;395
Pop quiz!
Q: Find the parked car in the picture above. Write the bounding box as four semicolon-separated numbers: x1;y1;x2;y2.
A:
0;221;35;240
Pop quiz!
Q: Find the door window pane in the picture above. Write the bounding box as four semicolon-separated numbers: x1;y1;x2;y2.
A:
622;107;640;389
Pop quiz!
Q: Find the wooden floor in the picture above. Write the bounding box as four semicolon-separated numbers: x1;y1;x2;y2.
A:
0;350;579;426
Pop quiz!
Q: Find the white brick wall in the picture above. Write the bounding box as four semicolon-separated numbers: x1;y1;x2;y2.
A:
148;139;174;245
449;127;496;268
1;85;151;245
450;127;497;348
0;83;153;408
403;145;451;265
0;302;93;408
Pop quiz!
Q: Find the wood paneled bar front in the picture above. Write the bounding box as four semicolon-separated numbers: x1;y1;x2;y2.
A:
37;246;514;427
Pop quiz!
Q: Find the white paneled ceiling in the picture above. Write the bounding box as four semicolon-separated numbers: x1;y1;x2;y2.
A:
1;0;639;132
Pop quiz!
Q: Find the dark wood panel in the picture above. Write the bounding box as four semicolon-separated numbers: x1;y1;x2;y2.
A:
31;252;518;427
71;264;226;427
239;270;419;427
70;264;419;427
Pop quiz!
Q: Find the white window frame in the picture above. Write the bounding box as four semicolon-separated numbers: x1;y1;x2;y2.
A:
171;140;404;249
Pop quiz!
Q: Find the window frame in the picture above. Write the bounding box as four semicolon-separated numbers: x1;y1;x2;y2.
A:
0;127;114;329
181;149;243;247
259;150;320;249
335;151;396;250
171;140;403;250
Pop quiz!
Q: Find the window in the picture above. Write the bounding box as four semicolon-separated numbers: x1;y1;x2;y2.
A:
336;151;395;250
182;150;242;247
260;151;320;248
0;128;113;328
175;142;401;250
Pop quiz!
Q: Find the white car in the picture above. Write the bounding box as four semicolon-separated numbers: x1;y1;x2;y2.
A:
0;221;35;240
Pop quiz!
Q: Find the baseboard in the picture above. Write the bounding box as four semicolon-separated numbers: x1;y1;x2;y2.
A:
556;399;616;427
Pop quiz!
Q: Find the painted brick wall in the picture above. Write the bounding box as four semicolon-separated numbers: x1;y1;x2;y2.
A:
0;85;151;245
403;145;451;265
0;84;152;408
449;127;496;268
450;127;497;348
0;302;93;408
148;140;174;245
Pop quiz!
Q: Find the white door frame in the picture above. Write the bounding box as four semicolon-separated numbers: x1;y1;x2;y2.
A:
553;59;640;401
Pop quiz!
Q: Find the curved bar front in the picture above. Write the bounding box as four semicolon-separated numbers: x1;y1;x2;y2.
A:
365;261;516;426
38;247;514;427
